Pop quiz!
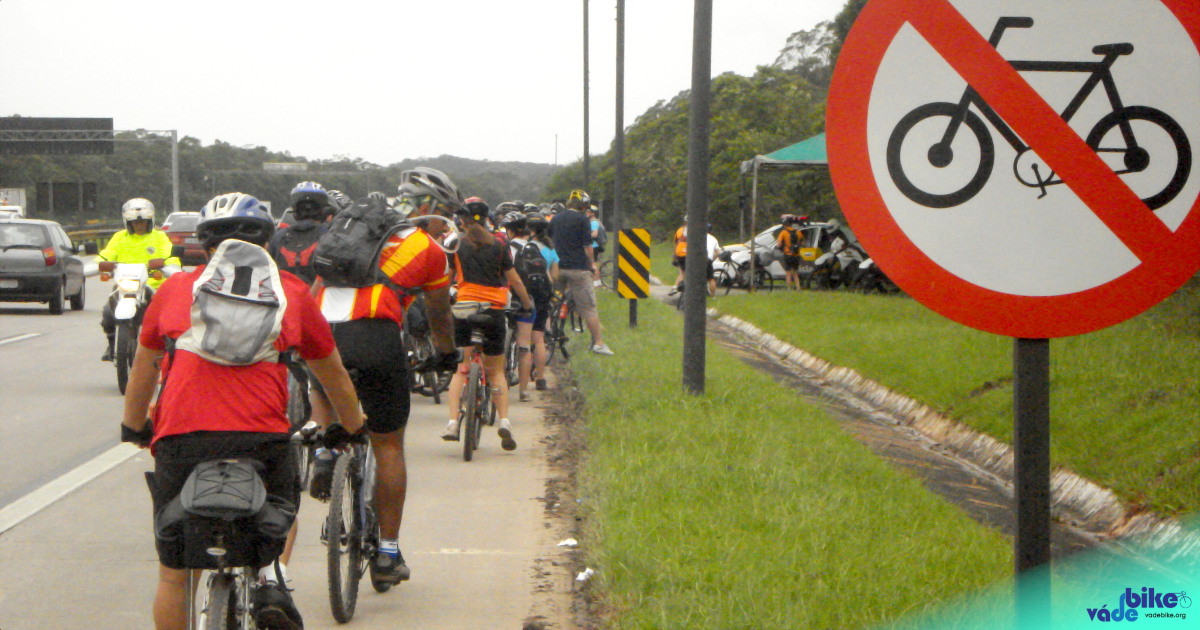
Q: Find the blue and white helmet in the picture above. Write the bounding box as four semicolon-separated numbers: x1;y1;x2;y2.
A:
197;193;275;247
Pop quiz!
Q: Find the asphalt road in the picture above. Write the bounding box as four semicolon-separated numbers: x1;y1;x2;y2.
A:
0;272;573;629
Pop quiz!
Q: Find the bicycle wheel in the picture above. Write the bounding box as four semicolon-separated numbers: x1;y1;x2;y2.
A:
463;363;481;461
1086;105;1191;210
197;573;236;630
887;102;995;209
504;330;520;387
327;451;363;623
115;321;135;395
754;268;775;292
598;258;616;290
716;267;738;295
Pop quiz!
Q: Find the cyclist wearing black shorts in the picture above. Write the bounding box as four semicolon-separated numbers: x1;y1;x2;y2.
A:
442;199;534;449
310;169;461;587
122;193;362;630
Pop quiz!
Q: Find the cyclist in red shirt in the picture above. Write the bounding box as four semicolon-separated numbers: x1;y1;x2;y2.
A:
121;193;362;630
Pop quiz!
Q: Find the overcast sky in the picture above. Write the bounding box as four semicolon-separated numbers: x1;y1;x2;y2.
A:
0;0;845;166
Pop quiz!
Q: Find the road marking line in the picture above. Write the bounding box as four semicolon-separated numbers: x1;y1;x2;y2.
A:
0;333;41;347
428;549;525;556
0;443;139;535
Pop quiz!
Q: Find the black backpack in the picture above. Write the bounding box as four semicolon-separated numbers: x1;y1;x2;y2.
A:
312;199;409;288
595;221;607;253
514;241;552;300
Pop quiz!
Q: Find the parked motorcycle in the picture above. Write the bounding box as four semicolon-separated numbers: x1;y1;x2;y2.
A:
851;257;901;295
806;242;866;290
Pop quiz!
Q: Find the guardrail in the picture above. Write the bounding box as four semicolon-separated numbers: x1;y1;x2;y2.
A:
65;225;121;255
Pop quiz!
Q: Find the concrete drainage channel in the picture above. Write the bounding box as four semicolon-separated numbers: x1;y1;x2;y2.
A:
651;282;1197;565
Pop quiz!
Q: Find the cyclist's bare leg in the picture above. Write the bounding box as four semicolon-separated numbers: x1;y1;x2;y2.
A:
281;520;298;565
483;353;508;419
585;312;604;347
516;320;534;395
153;566;200;630
445;347;474;422
531;330;547;381
370;428;407;540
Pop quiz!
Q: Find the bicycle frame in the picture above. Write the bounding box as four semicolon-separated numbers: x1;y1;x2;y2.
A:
942;19;1133;187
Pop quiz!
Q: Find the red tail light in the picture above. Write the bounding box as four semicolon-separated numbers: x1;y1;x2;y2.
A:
42;247;56;266
168;234;184;244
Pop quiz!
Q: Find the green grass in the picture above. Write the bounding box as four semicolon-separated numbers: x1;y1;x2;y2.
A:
569;291;1012;629
702;280;1200;516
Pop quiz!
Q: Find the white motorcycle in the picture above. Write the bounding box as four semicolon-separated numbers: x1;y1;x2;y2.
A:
100;259;171;394
806;240;866;290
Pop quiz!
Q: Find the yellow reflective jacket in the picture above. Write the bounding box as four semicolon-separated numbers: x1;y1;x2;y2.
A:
97;229;180;289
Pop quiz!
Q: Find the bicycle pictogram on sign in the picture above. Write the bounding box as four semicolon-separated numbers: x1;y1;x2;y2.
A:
887;16;1191;210
827;0;1200;338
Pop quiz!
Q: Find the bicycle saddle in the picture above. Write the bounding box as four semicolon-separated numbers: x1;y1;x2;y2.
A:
1092;43;1133;57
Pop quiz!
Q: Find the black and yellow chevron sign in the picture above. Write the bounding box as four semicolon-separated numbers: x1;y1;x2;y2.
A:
616;228;651;299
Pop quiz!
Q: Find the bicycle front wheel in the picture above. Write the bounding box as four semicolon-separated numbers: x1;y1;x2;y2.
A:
327;452;363;623
463;363;481;461
598;258;616;290
197;573;236;630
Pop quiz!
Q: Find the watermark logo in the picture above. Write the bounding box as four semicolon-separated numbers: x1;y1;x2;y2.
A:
1086;588;1191;622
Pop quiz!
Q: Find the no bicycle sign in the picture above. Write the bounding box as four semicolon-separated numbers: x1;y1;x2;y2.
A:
828;0;1200;338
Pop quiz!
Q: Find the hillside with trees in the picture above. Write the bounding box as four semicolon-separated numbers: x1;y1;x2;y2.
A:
548;0;866;240
0;134;558;225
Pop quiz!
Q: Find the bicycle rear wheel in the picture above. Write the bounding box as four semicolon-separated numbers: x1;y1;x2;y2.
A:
197;573;236;630
463;363;481;461
327;452;363;623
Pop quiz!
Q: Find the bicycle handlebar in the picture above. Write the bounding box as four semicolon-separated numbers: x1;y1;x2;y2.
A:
988;16;1034;46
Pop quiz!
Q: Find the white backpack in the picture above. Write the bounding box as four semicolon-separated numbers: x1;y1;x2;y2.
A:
174;239;288;366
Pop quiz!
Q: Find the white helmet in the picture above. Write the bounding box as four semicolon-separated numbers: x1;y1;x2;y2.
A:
121;198;156;232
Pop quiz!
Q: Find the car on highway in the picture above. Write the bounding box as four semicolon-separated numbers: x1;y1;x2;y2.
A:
161;211;206;266
714;221;856;281
0;216;87;314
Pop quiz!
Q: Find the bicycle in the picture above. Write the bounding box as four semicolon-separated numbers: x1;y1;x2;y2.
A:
715;252;775;294
323;430;382;622
502;306;520;387
400;294;450;405
449;301;499;462
544;289;574;365
887;16;1190;210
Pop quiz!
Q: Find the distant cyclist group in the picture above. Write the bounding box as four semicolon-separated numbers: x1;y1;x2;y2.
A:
107;168;613;629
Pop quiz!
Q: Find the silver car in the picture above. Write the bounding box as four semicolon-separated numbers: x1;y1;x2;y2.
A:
0;217;87;314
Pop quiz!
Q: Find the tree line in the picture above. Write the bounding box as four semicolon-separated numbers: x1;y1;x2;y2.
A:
547;0;865;242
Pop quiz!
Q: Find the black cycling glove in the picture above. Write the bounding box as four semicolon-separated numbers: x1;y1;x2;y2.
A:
121;422;154;448
432;350;462;373
321;424;364;450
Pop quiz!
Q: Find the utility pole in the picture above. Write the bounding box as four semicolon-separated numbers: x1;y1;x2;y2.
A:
613;0;625;276
683;0;712;395
583;0;590;189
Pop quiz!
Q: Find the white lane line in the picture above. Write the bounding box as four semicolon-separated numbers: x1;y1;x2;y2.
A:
0;443;140;535
0;333;41;347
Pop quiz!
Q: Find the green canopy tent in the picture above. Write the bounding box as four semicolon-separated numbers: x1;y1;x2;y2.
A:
737;132;828;269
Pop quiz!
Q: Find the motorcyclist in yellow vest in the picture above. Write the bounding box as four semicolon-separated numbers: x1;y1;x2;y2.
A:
98;198;181;361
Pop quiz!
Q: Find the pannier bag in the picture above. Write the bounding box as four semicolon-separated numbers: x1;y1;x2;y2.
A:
153;459;296;570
